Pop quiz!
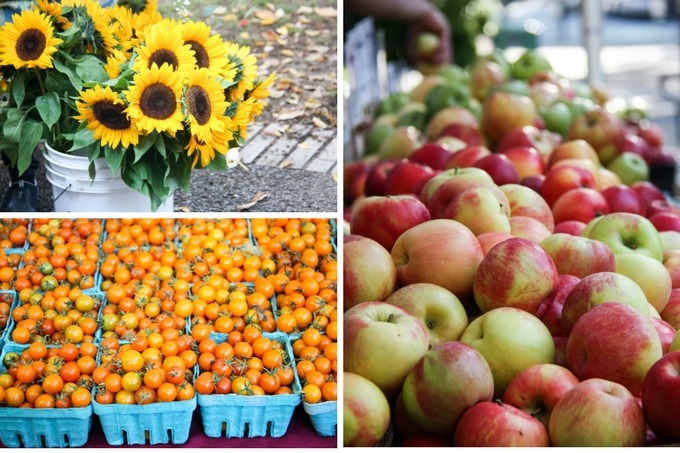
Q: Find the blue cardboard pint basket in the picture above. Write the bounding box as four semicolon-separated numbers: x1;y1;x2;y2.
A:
303;400;337;437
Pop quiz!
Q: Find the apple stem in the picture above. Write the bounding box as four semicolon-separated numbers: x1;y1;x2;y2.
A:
493;399;505;408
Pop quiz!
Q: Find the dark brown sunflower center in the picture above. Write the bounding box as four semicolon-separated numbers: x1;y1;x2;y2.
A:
93;100;131;130
186;85;211;125
139;83;176;119
186;40;209;68
148;49;179;70
16;29;47;61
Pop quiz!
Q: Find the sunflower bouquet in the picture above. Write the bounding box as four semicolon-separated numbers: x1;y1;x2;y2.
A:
0;0;274;210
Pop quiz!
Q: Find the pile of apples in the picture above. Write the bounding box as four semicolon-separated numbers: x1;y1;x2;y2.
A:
343;48;680;447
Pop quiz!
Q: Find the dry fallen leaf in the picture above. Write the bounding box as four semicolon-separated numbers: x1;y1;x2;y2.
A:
312;117;328;129
304;98;322;109
237;192;269;211
279;161;291;168
255;9;276;20
179;206;191;212
275;109;305;120
298;142;311;149
297;6;313;14
314;7;337;18
331;171;337;182
280;49;295;57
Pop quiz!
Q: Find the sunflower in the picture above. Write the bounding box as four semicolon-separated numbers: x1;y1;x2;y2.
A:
75;85;140;149
183;68;229;143
227;100;254;141
104;52;127;79
0;9;62;69
34;0;68;30
245;72;276;121
134;21;195;73
116;0;157;15
61;0;118;57
223;42;258;102
106;5;135;57
125;62;185;136
185;117;232;168
180;21;228;74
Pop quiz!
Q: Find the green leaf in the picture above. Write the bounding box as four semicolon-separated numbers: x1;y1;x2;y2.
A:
35;92;61;130
75;57;109;84
53;58;83;92
104;146;125;174
67;126;96;152
133;133;156;163
2;108;25;142
11;72;27;107
44;71;73;94
17;122;43;175
205;154;228;170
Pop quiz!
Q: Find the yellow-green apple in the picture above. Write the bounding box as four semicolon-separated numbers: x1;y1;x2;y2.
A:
661;289;680;329
500;183;554;232
391;219;484;302
349;195;431;252
512;49;553;81
409;74;445;103
364;159;398;197
473;237;558;315
650;211;680;233
566;302;663;395
501;363;580;430
551;187;610;225
561;271;651;333
606;152;650;186
377;125;423;160
419;166;493;210
408;143;457;171
597;167;623;191
460;307;556;398
548;378;646;447
663;250;680;288
343;372;391;447
469;58;506;101
499;146;545;181
585;212;664;261
529;81;561;109
539;233;615;279
476;231;514;255
435;135;467;153
481;90;540;146
344;302;429;397
343;235;397;310
401;341;494;436
630;180;666;216
615;254;671;313
650;317;677;354
540;99;573;137
536;274;581;338
600;184;645;215
660;230;680;252
443;144;492;169
416;32;439;58
385;283;469;347
383;160;436;197
540;164;598;208
472;153;520;186
568;106;625;165
547;139;600;169
424;84;471;116
672;330;680;352
641;350;680;443
396;102;428;131
441;185;512;236
509;216;552;243
453;400;550;447
553;220;586;235
364;121;396;156
425;106;479;140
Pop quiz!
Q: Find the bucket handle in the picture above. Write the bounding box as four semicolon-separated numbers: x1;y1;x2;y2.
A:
52;183;72;203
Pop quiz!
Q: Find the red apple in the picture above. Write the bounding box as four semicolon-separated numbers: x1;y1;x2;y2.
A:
641;350;680;443
650;211;680;233
630;180;666;216
408;142;456;170
473;237;558;315
495;124;560;161
441;185;512;236
620;132;651;161
391;219;484;302
343;235;397;310
472;153;520;186
481;91;540;146
383;159;436;196
568;106;625;164
646;199;680;218
651;317;677;355
349;195;431;252
660;288;680;329
551;187;610;225
343;372;391;447
547;139;600;169
553;220;587;235
637;120;665;149
600;184;645;215
499;146;545;181
344;160;372;206
425;106;479;140
566;302;663;396
476;231;514;255
509;216;552;243
444;144;492;169
439;123;485;147
364;159;398;197
453;400;550;447
539;232;615;279
500;183;554;232
344;301;430;397
400;434;454;447
521;174;545;193
540;164;598;208
536;274;581;337
425;167;501;219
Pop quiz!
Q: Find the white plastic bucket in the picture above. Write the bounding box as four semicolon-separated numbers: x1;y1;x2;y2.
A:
43;144;174;213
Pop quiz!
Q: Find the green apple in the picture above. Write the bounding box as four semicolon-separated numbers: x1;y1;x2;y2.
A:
377;125;423;160
436;64;470;85
606;152;650;186
585;212;664;261
490;79;531;97
364;122;395;155
397;102;428;130
425;84;471;116
410;75;445;103
615;254;672;313
512;49;553;81
670;330;680;352
485;48;513;78
540;100;573;137
376;92;410;116
460;307;556;398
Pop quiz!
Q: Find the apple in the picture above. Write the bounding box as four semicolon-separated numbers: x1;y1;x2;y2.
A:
441;185;512;236
509;216;552;243
499;146;544;181
344;302;430;397
647;199;680;218
664;251;680;289
615;253;672;313
536;274;581;338
598;167;625;191
439;123;485;147
435;135;468;153
521;174;545;193
364;121;396;156
650;211;680;233
385;283;469;347
349;195;431;252
425;167;504;219
529;81;561;109
444;144;492;169
425;106;479;140
481;90;539;146
344;160;372;206
585;212;664;262
424;84;471;116
473;237;558;315
661;288;680;329
641;350;680;443
501;363;580;430
540;164;598;208
540;99;573;137
363;159;398;197
472;153;520;186
553;220;586;235
400;435;453;447
660;230;680;251
566;302;663;395
469;58;506;101
391;219;484;302
375;92;410;116
600;184;645;215
401;341;494;436
620;132;651;160
416;32;439;58
495;125;560;160
343;372;391;447
343;235;397;310
377;125;423;160
500;183;554;232
476;231;514;255
460;306;556;398
392;393;427;442
418;168;464;207
606;152;650;186
408;143;456;170
672;330;680;352
551;187;610;225
453;400;550;447
383;160;435;197
409;74;445;104
548;378;646;447
512;49;553;81
630;180;666;216
568;106;625;165
561;271;651;333
651;317;677;355
539;233;615;279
